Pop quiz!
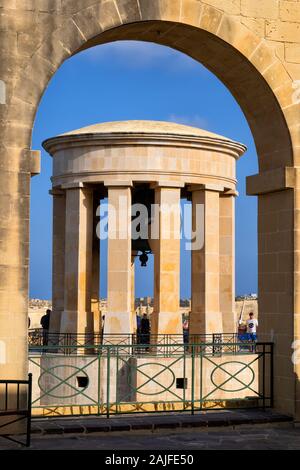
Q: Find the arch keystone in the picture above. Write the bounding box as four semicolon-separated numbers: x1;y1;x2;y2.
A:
96;0;123;31
139;0;181;22
115;0;142;23
180;0;203;27
198;4;223;34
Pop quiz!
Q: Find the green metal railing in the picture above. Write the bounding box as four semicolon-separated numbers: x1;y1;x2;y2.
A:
28;342;273;417
0;374;32;446
28;330;240;355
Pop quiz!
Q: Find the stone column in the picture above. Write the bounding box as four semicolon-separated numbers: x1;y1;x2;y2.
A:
61;184;93;335
91;194;101;336
152;184;182;336
0;149;32;383
50;188;66;334
190;186;222;336
247;170;298;418
104;183;133;336
219;192;236;333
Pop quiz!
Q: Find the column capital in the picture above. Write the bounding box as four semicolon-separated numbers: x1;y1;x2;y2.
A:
150;181;185;189
187;183;225;193
104;180;133;188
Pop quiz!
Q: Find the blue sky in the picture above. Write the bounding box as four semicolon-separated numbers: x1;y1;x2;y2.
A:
30;40;258;300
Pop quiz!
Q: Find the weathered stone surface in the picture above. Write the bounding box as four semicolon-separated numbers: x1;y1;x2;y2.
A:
280;0;300;23
115;0;141;23
241;17;266;37
218;15;261;58
202;0;240;15
181;0;203;26
285;43;300;64
266;20;300;42
241;0;279;20
199;4;223;33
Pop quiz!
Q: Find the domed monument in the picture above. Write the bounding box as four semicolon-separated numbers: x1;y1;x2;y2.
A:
43;120;246;341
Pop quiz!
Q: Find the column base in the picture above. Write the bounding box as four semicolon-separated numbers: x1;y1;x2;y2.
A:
151;311;183;336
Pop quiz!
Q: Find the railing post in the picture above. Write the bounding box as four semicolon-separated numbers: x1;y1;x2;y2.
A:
200;347;203;411
270;342;274;408
97;349;101;416
191;345;195;415
106;346;110;419
262;343;266;410
26;373;32;447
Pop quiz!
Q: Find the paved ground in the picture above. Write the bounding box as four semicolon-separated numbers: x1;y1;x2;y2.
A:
1;425;300;450
0;410;298;450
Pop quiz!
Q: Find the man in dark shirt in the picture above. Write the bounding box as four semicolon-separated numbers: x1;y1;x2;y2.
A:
140;314;150;349
40;309;51;346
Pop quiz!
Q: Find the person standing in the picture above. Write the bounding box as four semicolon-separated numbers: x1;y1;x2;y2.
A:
40;309;51;346
140;313;150;349
246;312;258;347
136;314;142;344
183;318;189;345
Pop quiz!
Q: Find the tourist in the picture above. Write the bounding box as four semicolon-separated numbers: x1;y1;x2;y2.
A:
101;315;105;343
136;314;142;344
183;318;189;345
246;312;258;340
40;309;51;346
246;312;258;351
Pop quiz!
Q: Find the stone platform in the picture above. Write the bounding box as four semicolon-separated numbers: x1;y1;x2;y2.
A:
30;409;292;436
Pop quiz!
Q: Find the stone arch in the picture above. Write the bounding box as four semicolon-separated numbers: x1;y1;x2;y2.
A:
9;1;297;172
1;0;300;418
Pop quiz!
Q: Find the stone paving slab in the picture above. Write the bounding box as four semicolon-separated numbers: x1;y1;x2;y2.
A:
30;409;293;436
2;424;300;450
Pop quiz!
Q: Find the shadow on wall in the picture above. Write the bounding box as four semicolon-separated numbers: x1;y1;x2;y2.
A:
116;358;137;403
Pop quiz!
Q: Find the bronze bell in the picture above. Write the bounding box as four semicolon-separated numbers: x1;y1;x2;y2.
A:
131;185;153;267
139;251;149;267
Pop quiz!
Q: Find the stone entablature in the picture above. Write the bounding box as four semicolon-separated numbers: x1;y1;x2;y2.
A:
43;120;245;192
